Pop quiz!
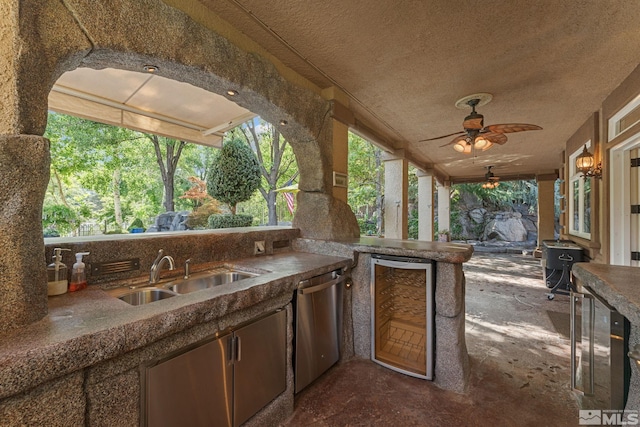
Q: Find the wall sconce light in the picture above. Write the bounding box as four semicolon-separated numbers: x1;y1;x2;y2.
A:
226;89;239;96
279;120;288;126
575;144;602;179
143;65;159;73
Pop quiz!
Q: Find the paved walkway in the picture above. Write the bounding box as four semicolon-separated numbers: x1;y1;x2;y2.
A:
284;253;580;426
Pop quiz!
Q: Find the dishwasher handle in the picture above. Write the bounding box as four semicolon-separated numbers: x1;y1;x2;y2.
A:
298;275;343;295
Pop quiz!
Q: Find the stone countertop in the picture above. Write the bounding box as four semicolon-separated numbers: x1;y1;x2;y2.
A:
297;236;473;264
572;263;640;324
0;252;351;399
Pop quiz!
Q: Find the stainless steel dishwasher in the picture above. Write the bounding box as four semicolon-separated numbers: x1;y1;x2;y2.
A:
294;269;344;393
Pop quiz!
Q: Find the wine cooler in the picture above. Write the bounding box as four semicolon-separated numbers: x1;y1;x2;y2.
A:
371;254;434;380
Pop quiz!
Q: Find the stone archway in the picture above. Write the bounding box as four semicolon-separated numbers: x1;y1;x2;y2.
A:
1;0;358;329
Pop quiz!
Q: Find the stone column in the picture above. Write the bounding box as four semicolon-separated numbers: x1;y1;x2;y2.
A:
537;176;556;247
0;0;61;329
382;152;408;239
0;136;50;328
437;181;451;236
434;262;469;392
416;170;434;241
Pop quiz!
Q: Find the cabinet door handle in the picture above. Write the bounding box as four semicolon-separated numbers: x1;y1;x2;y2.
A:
570;292;580;391
228;335;235;363
236;336;242;362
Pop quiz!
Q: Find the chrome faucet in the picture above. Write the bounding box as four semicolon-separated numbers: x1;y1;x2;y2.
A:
149;249;175;284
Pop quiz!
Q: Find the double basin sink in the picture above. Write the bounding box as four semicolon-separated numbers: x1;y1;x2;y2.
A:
112;268;259;306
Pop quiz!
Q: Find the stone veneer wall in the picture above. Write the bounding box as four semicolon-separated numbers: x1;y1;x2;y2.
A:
0;0;359;331
43;227;300;287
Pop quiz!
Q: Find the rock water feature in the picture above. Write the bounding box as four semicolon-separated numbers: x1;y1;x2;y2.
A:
483;212;529;241
453;204;540;253
147;211;190;232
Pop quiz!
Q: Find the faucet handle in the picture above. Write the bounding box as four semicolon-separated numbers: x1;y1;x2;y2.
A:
152;249;164;265
184;259;191;279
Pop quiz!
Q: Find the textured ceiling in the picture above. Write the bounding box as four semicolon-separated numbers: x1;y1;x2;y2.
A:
196;0;640;182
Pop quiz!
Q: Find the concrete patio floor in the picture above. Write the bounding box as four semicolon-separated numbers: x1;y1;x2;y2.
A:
283;253;580;426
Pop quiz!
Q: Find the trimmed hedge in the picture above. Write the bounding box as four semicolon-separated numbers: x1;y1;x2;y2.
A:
208;214;253;229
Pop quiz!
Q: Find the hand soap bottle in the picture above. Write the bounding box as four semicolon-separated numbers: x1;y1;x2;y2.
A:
69;252;90;292
47;248;70;296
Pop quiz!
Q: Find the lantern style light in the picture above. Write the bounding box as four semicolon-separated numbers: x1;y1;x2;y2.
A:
576;144;602;179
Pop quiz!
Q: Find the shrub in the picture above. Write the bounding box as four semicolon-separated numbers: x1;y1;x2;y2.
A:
187;200;223;229
43;227;60;238
206;138;261;214
208;214;253;229
357;218;379;236
127;218;145;232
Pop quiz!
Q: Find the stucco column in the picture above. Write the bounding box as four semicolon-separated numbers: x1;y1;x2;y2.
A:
437;181;451;236
382;152;408;239
537;177;556;247
416;170;434;241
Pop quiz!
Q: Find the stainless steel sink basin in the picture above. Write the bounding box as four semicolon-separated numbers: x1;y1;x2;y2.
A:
117;288;179;305
163;270;257;294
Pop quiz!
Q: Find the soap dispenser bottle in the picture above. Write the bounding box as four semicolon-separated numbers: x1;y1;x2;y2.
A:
69;252;90;292
47;248;70;296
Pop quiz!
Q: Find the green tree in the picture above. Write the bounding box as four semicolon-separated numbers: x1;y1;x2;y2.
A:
206;137;261;214
348;132;384;235
44;112;201;234
145;134;188;212
237;119;297;225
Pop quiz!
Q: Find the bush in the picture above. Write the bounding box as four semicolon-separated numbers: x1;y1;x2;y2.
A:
186;200;223;229
206;138;261;214
357;218;379;236
208;214;253;229
127;218;145;232
43;227;60;238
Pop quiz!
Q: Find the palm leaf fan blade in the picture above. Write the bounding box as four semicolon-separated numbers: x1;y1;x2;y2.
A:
484;123;542;134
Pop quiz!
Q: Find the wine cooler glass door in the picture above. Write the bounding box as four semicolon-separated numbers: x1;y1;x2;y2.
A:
371;256;433;380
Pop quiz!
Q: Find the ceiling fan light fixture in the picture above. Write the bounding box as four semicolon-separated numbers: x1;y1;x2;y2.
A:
453;140;470;153
480;140;494;151
474;137;489;150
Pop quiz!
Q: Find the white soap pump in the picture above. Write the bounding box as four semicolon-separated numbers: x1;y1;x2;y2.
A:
47;248;71;296
69;252;90;292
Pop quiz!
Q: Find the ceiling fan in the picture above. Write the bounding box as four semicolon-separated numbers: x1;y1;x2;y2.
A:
420;97;542;154
482;166;500;188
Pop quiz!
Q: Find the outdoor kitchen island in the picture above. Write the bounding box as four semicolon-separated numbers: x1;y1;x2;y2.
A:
0;229;472;426
295;236;473;393
572;263;640;417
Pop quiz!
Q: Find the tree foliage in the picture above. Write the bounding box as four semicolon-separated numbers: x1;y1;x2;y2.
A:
237;119;297;225
206;137;261;214
44;112;214;235
348;132;384;235
145;134;187;212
